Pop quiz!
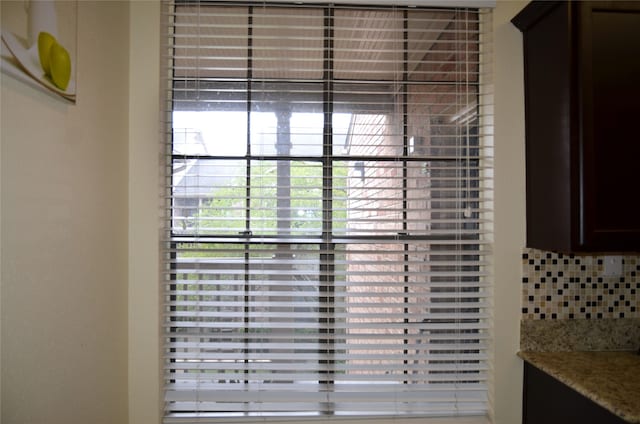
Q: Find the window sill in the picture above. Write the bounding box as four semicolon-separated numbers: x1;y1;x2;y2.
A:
163;415;490;424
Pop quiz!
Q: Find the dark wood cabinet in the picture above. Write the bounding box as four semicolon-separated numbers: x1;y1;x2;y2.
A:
523;363;628;424
512;1;640;253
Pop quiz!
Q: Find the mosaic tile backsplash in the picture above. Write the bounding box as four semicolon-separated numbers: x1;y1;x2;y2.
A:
522;248;640;320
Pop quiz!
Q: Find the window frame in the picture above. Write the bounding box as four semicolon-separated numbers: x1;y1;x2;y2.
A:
162;2;493;421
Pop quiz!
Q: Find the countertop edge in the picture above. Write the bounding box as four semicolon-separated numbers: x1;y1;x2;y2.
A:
518;351;640;424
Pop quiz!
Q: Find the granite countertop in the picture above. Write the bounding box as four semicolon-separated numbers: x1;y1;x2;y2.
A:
519;350;640;423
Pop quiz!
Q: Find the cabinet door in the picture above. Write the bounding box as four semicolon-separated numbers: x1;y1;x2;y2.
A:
523;363;627;424
519;2;574;252
579;2;640;250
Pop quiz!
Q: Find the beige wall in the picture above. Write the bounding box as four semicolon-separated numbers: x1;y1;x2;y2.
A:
1;2;130;424
128;1;162;423
1;1;527;424
491;1;527;423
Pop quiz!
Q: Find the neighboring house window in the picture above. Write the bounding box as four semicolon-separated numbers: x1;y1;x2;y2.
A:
162;1;493;421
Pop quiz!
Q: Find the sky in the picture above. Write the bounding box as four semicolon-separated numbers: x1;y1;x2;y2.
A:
173;111;352;157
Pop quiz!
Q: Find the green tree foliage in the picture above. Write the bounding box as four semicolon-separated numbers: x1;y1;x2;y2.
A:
178;160;348;257
196;160;347;235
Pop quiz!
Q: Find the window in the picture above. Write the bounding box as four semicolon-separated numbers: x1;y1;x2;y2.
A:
162;1;493;421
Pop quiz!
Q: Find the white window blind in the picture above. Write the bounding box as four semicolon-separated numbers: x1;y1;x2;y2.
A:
161;1;493;421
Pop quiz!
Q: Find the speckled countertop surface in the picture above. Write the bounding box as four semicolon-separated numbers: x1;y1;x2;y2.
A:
519;350;640;423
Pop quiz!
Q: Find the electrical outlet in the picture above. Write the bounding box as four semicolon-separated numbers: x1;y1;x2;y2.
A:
603;256;623;277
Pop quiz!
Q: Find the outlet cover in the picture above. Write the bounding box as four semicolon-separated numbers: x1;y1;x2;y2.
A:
603;256;623;277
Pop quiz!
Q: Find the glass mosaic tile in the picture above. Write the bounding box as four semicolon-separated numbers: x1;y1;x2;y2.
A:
522;248;639;320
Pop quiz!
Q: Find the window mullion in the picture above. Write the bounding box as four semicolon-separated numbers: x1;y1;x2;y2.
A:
319;5;335;409
402;8;411;381
243;5;253;388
